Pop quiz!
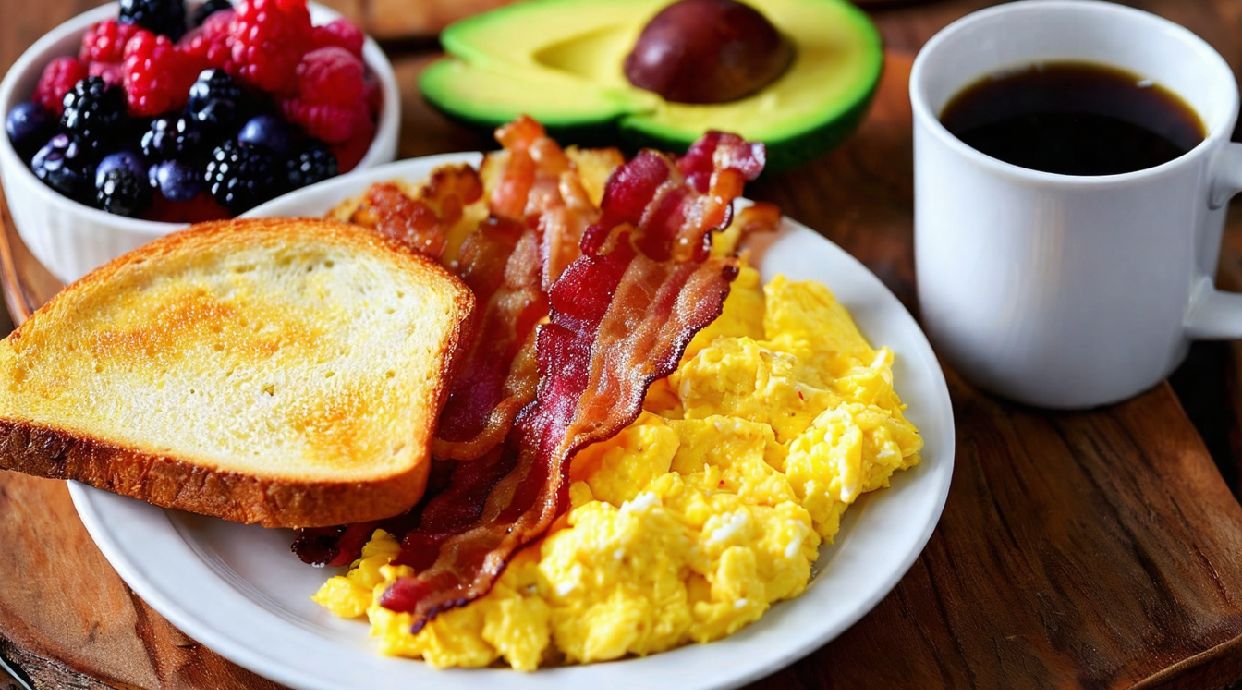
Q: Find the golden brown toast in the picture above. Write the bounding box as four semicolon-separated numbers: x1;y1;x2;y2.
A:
0;218;474;527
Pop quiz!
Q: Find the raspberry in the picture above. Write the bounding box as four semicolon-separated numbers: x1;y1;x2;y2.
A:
179;9;236;72
33;57;87;116
88;62;124;87
330;108;374;173
364;75;382;115
80;20;141;64
279;47;369;143
294;48;364;108
231;0;312;93
124;31;196;117
311;19;364;56
280;99;364;144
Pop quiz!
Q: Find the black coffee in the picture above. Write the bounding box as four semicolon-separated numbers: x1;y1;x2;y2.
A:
939;61;1205;176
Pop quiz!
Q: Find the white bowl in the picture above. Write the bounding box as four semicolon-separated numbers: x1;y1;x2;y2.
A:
0;1;400;284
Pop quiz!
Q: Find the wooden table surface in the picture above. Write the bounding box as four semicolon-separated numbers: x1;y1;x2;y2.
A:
3;1;1242;688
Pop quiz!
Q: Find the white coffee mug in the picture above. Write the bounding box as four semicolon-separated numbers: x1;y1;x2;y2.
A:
910;0;1242;409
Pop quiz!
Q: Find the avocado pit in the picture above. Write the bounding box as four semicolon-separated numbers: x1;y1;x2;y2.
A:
624;0;795;104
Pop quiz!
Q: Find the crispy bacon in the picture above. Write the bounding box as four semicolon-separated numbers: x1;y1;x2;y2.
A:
435;117;604;458
489;116;600;289
378;133;765;628
294;131;768;628
354;165;483;259
290;521;376;568
294;124;591;564
364;182;447;258
734;202;783;236
432;217;544;457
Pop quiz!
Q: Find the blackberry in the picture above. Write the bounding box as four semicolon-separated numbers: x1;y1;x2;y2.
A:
31;134;90;201
140;116;204;161
60;77;126;155
191;0;233;27
96;166;150;216
187;69;251;131
205;140;281;213
286;141;338;190
119;0;188;41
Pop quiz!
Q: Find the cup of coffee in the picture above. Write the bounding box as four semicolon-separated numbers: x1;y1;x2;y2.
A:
910;0;1242;409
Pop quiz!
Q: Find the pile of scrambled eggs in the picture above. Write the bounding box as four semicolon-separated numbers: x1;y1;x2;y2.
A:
314;266;922;669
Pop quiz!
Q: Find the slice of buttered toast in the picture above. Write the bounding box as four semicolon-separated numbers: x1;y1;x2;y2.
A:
0;218;473;527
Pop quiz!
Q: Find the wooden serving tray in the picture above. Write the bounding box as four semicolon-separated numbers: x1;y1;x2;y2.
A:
3;1;1242;687
4;52;1242;690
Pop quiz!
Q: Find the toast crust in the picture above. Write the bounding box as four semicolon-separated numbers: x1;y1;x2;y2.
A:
0;218;474;527
0;419;432;527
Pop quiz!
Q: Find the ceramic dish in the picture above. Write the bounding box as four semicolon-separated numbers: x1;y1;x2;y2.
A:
68;153;955;690
0;1;400;284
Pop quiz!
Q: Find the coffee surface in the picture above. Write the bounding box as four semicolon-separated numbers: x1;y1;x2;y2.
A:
940;61;1205;176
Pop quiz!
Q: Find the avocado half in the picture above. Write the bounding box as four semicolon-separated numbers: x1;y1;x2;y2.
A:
420;0;884;171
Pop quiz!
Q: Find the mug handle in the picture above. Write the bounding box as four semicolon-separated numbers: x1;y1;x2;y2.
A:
1187;143;1242;338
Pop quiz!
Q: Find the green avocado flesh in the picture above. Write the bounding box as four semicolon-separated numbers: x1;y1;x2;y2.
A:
420;0;884;171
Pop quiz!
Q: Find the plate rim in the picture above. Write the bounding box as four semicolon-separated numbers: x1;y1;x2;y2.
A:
69;152;955;690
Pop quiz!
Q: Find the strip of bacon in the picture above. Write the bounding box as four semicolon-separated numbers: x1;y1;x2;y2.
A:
432;216;544;456
437;117;608;458
434;118;591;459
378;133;765;628
294;124;598;564
489;116;600;290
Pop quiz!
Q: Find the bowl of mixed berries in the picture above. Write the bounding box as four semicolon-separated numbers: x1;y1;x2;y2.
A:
0;0;398;282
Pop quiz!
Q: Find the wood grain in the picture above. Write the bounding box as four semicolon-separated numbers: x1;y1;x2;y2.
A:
2;1;1242;689
761;374;1242;689
0;473;285;690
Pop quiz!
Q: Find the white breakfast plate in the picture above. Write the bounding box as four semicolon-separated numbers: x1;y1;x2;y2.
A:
69;153;956;690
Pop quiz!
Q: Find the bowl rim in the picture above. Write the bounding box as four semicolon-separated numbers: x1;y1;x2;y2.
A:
0;0;400;236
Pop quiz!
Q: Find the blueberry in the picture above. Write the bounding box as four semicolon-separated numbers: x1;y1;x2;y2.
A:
31;134;89;201
96;151;146;189
237;114;291;155
6;102;53;159
150;159;203;202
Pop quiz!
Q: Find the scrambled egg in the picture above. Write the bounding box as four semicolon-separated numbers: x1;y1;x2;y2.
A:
313;267;922;669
